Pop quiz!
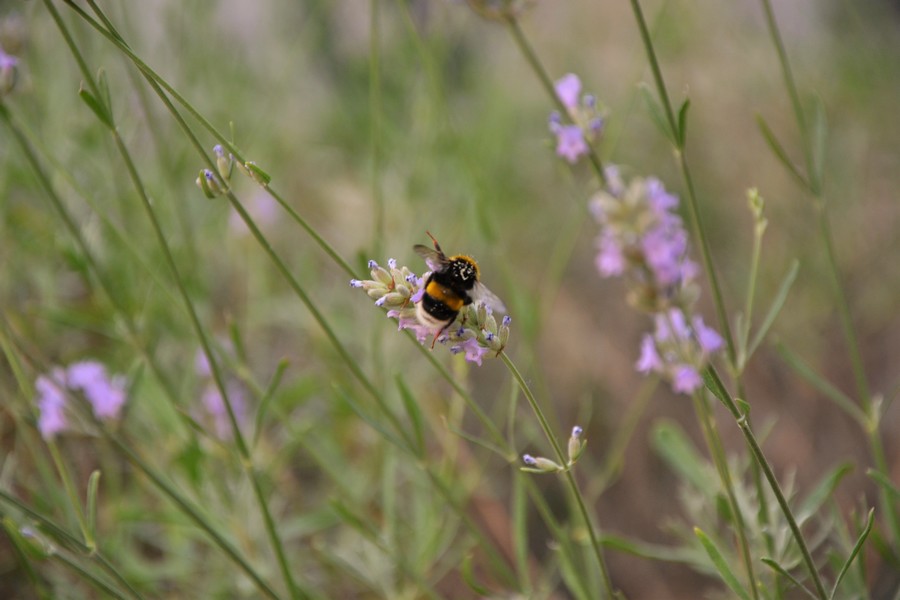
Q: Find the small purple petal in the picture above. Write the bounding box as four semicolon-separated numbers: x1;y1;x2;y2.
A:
672;365;703;394
693;316;724;353
554;125;589;164
554;73;582;112
635;335;662;374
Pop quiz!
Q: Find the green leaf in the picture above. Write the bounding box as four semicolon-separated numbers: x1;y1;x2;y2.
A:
78;83;112;128
334;384;409;453
395;375;424;458
97;68;113;124
830;508;874;599
677;97;691;147
86;470;101;549
639;83;675;145
651;421;717;492
761;558;819;600
746;260;799;362
461;553;491;596
694;527;751;600
756;114;807;188
602;534;705;566
775;343;868;427
809;95;827;195
867;469;900;501
796;462;853;524
253;358;288;447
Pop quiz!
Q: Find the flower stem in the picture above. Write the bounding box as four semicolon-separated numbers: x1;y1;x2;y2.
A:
504;16;607;185
704;366;828;600
500;352;617;599
626;0;737;365
691;392;759;599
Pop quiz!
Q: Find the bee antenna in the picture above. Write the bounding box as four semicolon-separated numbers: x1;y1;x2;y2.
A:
426;231;442;251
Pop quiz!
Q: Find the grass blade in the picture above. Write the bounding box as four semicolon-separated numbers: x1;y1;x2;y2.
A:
695;527;751;600
746;259;799;361
775;342;867;427
830;508;874;599
761;558;819;600
756;114;807;188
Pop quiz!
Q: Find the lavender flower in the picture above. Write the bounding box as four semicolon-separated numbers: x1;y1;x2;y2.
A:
351;258;511;364
36;370;68;440
548;74;605;165
591;170;723;394
67;361;127;420
34;361;128;439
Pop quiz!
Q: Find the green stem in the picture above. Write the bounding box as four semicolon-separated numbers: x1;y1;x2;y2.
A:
758;0;894;544
705;367;828;600
691;393;759;599
504;17;607;185
757;0;816;194
42;3;303;595
62;0;356;280
626;0;737;366
105;433;283;600
369;0;385;259
500;353;617;599
0;489;145;600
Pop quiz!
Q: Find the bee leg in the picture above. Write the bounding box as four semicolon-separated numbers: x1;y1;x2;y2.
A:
429;324;449;350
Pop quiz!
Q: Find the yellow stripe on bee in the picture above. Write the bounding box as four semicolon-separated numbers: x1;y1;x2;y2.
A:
426;281;465;311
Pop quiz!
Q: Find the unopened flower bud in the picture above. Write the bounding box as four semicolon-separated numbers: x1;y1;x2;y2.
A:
196;169;225;198
213;144;233;182
522;454;563;473
239;161;271;186
567;425;586;463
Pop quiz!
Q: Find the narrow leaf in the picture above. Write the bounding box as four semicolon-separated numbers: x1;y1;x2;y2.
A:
334;385;409;454
830;508;874;599
797;462;853;524
694;527;751;600
86;470;101;549
651;421;717;493
756;114;807;187
78;83;112;128
461;553;491;596
677;97;691;147
746;259;799;361
776;343;868;427
395;375;425;458
867;469;900;501
762;558;819;600
97;68;113;125
809;95;827;195
602;534;704;565
253;358;288;446
639;83;675;145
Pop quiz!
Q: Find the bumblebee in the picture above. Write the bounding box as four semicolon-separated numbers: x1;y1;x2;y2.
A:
413;232;506;334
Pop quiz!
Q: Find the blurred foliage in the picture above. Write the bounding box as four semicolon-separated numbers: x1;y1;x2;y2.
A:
1;0;899;598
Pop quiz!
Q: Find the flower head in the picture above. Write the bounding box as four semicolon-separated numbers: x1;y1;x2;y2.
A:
36;371;68;440
548;73;605;165
34;361;128;439
590;170;722;394
555;73;582;113
351;257;512;364
67;361;127;420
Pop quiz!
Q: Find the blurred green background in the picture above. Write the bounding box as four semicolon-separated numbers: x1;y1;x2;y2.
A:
1;0;899;597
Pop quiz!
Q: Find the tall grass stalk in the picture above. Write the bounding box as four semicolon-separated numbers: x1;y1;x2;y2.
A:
757;0;899;547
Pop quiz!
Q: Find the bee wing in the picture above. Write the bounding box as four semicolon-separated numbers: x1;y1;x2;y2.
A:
413;244;448;273
471;281;507;315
